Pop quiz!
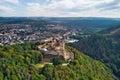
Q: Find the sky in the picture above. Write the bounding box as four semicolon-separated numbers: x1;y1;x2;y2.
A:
0;0;120;18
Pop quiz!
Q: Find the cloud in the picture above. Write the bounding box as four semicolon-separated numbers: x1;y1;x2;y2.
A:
96;0;120;10
48;0;115;10
25;0;120;17
0;0;120;17
0;0;19;4
26;3;46;16
0;5;14;12
26;3;62;16
0;5;16;16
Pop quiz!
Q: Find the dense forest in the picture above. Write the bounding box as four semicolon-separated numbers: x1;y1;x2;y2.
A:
70;27;120;79
44;17;120;29
0;43;113;80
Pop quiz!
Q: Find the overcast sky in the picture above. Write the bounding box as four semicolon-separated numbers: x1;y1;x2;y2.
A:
0;0;120;18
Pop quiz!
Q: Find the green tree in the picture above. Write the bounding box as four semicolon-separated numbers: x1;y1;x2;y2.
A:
41;64;54;80
11;75;18;80
0;71;3;80
52;57;62;66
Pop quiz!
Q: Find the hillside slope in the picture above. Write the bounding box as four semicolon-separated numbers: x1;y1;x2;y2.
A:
70;26;120;79
0;43;114;80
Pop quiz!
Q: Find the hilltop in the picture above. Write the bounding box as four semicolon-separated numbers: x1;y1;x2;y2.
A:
0;42;114;80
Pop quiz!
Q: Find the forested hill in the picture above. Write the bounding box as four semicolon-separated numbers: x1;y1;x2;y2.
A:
0;43;113;80
70;26;120;79
99;26;120;40
43;17;120;29
0;17;120;29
